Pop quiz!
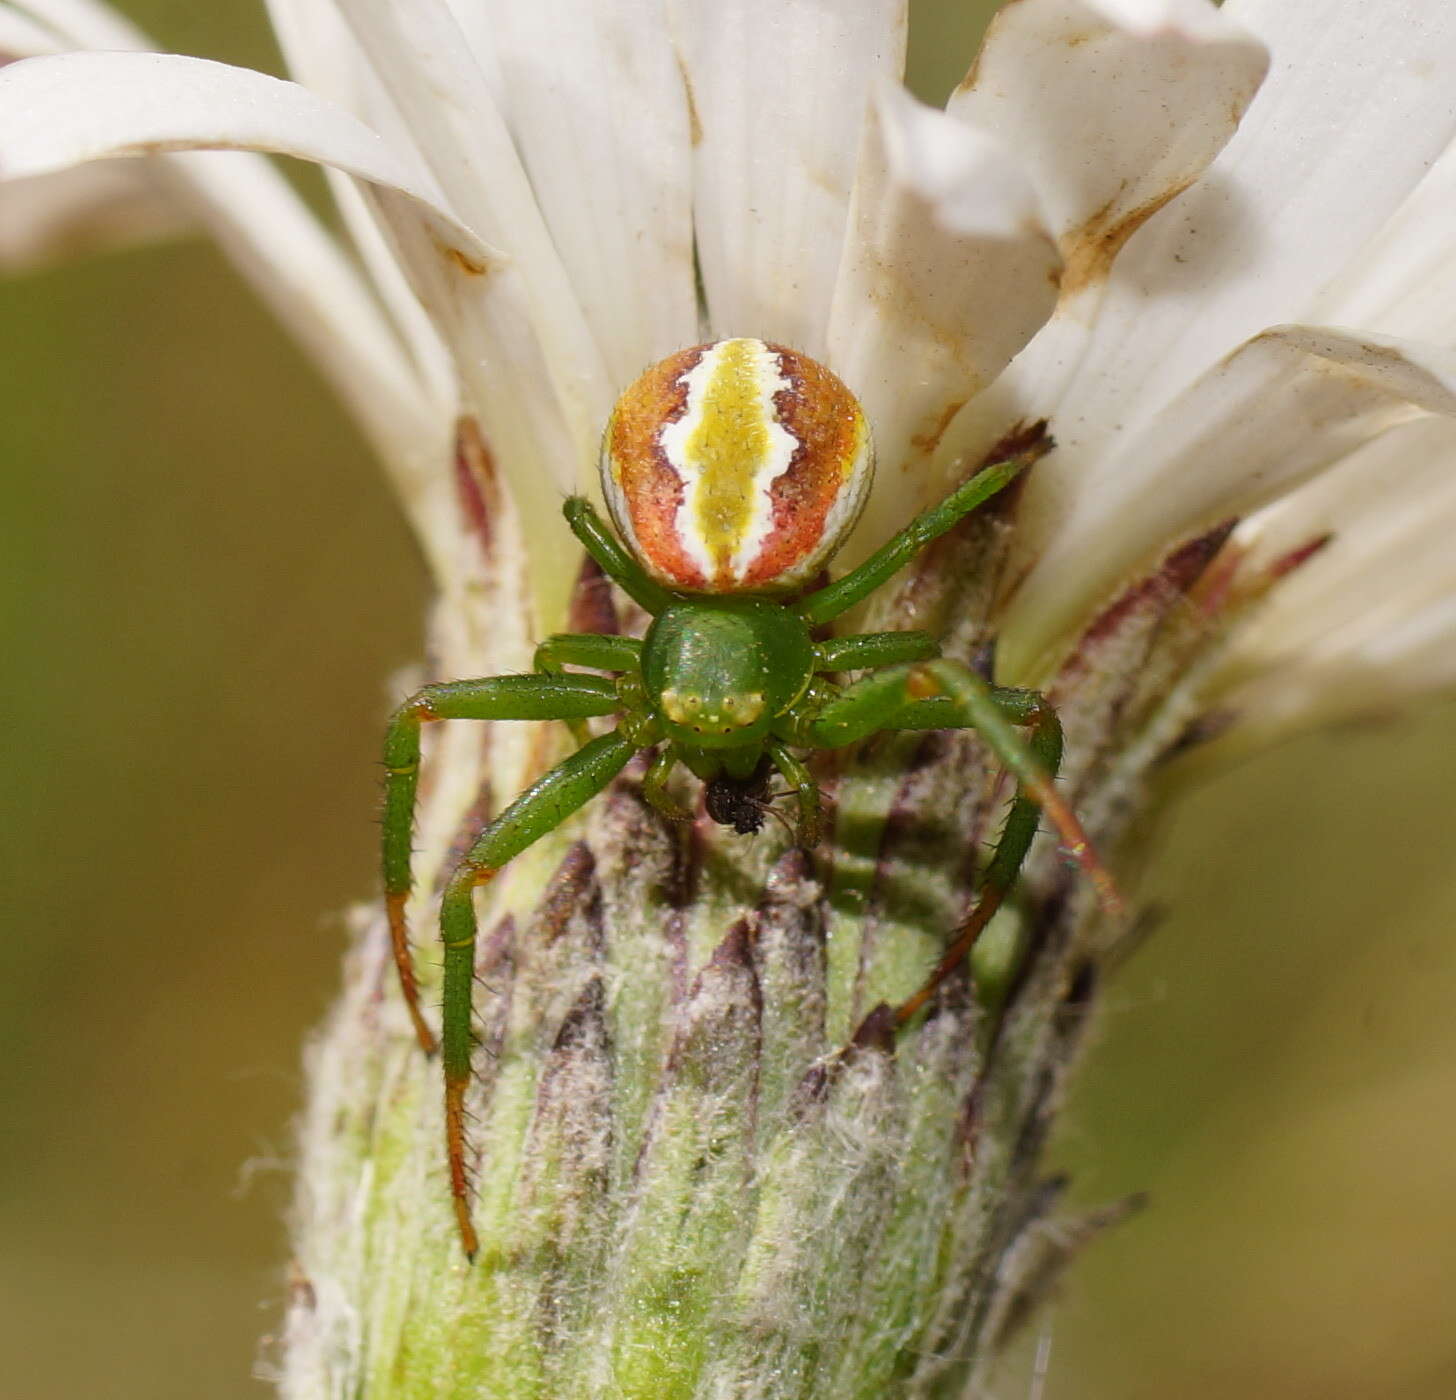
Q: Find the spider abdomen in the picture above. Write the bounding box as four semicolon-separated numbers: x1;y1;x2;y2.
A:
602;337;873;593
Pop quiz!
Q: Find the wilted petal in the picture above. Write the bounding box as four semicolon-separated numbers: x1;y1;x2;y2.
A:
479;0;696;387
1080;0;1456;429
950;0;1268;289
673;0;906;356
935;0;1267;476
998;326;1456;680
829;83;1060;561
1009;0;1456;584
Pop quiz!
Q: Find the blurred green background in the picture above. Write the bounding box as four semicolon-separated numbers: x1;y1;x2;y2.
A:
2;3;1454;1397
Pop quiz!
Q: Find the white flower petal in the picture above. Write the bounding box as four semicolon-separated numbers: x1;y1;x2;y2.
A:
0;40;448;462
334;0;614;473
1309;136;1456;345
933;0;1268;481
1004;0;1456;591
264;0;374;110
163;149;455;507
0;161;191;271
1079;0;1456;429
998;326;1456;681
480;0;696;387
0;51;471;250
265;0;438;173
321;172;459;417
673;0;906;356
0;18;455;540
1231;536;1456;702
1233;416;1456;582
949;0;1268;286
9;0;145;49
439;0;508;106
0;50;581;619
12;0;451;435
1;4;63;55
1212;591;1456;751
0;1;194;271
264;0;456;418
1211;418;1456;720
828;83;1060;562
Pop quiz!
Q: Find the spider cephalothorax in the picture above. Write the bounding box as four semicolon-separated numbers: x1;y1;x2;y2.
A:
380;337;1121;1256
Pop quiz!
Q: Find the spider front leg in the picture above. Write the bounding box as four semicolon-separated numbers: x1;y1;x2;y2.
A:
382;673;623;1055
800;658;1122;1023
881;677;1074;1027
907;659;1123;921
439;729;638;1256
561;496;674;615
797;427;1051;627
534;632;642;742
815;629;940;672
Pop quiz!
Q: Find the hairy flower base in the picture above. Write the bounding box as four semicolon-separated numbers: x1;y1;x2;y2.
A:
278;493;1234;1398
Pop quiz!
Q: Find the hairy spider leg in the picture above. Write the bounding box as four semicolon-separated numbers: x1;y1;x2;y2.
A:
562;495;674;614
765;740;822;845
534;632;644;674
797;428;1051;627
642;742;693;822
815;629;941;671
382;673;624;1055
880;684;1065;1028
439;730;638;1256
534;632;643;742
909;660;1122;920
801;657;1121;1015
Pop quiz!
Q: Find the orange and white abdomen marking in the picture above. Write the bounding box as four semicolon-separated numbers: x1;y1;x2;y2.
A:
601;338;874;593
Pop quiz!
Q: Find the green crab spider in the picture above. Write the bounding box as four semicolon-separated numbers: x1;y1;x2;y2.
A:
381;338;1122;1256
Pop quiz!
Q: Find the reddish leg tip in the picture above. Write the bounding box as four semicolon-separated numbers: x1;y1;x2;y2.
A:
454;1201;480;1261
404;1006;440;1056
386;891;439;1055
1093;870;1127;920
445;1077;478;1260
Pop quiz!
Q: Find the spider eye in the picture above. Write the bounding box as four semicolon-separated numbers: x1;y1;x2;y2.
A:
660;688;698;725
719;692;766;724
601;337;874;594
659;686;767;734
